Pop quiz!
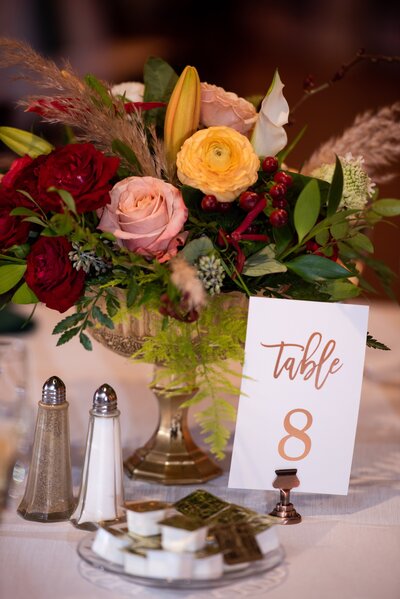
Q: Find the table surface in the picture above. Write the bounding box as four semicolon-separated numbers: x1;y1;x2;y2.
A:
0;300;399;599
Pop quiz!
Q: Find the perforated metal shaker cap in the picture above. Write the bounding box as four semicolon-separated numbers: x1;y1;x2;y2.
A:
42;375;66;405
92;383;118;415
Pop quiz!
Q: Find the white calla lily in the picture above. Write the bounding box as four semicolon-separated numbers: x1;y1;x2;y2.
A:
251;70;289;157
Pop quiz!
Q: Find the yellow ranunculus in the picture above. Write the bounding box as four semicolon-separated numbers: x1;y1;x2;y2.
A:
176;126;260;202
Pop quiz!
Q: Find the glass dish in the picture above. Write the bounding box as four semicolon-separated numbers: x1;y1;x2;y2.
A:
77;532;285;590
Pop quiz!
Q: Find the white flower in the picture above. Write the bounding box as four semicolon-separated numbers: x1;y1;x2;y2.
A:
312;153;376;210
251;70;289;157
111;81;145;103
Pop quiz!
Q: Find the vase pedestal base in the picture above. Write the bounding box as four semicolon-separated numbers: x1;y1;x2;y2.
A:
124;447;223;485
123;381;223;485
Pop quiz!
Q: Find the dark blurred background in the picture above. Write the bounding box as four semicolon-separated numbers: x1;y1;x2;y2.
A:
0;0;399;299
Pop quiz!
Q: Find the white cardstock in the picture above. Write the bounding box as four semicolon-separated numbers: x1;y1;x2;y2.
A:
228;297;369;495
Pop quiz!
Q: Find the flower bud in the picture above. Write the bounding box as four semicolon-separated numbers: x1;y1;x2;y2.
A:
0;126;54;158
164;66;201;170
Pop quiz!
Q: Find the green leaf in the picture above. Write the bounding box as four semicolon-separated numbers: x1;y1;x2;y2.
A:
326;155;344;216
330;221;349;240
321;279;362;301
106;293;120;318
315;229;330;246
347;233;374;253
47;187;77;215
10;207;39;218
293;179;320;243
48;213;74;235
243;245;287;276
127;279;139;307
143;56;178;103
286;254;351;282
56;326;81;346
79;331;93;351
111;139;141;171
84;74;113;108
245;94;263;109
180;237;214;263
367;333;390;351
0;264;27;293
22;216;46;227
277;125;307;165
11;282;38;304
370;199;400;217
92;305;114;329
273;225;293;255
143;56;178;126
52;312;86;334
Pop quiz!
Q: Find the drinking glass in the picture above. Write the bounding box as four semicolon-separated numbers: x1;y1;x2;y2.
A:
0;337;29;516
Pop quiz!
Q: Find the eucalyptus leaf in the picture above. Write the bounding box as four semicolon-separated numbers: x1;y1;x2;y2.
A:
326;155;344;216
286;254;351;282
293;179;320;243
11;282;38;304
181;237;214;263
0;264;27;294
243;245;287;276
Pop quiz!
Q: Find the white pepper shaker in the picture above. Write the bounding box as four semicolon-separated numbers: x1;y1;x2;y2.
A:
70;383;124;530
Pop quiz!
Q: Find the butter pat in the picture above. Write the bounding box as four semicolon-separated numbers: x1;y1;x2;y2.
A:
255;524;280;554
193;546;224;580
92;524;132;565
125;500;170;537
123;547;148;577
159;514;208;552
147;547;193;579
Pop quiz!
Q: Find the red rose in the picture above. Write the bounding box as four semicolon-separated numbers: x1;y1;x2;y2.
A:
0;208;31;250
1;154;48;209
25;236;86;313
38;143;120;213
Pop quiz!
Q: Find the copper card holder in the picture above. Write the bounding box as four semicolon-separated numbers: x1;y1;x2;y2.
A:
269;468;301;525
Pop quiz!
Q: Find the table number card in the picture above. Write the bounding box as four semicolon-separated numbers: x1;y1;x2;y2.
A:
229;297;369;495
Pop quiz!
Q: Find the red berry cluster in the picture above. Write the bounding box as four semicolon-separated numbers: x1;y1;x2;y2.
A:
201;195;232;213
261;156;293;228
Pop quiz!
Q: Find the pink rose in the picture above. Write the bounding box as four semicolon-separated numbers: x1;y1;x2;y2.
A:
97;176;188;263
200;82;257;136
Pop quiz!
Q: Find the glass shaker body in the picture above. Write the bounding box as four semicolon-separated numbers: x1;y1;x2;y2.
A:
70;386;124;529
17;399;75;522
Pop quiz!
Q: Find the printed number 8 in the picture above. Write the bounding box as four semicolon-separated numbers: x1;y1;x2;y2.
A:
278;409;313;461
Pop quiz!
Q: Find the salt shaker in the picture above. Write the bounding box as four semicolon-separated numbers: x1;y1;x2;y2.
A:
70;383;124;530
17;376;75;522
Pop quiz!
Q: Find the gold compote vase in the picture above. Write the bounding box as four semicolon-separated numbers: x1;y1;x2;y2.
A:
89;292;247;485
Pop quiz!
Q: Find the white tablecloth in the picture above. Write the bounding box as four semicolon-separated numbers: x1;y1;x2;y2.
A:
0;300;399;599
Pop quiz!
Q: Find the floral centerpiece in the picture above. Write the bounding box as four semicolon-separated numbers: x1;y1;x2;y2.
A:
0;39;399;464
